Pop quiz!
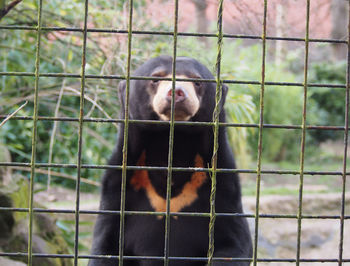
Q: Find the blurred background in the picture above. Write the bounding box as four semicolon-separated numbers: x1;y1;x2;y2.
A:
0;0;349;265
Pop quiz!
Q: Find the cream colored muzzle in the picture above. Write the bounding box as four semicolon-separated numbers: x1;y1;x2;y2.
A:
152;75;200;121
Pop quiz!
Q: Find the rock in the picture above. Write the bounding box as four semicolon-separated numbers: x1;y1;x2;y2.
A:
0;176;72;266
244;194;350;266
0;193;15;239
0;257;26;266
0;143;11;185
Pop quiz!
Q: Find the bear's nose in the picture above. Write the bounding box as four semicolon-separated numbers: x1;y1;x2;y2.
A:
166;87;187;103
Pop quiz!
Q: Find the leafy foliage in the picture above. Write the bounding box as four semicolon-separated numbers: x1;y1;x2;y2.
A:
308;61;347;142
0;0;347;188
56;219;92;253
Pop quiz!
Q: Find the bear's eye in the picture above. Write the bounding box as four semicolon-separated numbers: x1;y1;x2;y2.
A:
151;78;160;85
194;81;201;87
150;70;166;86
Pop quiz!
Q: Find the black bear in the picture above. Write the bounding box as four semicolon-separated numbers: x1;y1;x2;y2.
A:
89;56;252;266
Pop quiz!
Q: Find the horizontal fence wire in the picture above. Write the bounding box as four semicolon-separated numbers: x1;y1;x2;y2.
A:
1;206;350;220
2;115;350;130
0;25;347;44
1;0;350;265
1;253;350;263
0;72;347;89
1;163;350;176
1;207;350;220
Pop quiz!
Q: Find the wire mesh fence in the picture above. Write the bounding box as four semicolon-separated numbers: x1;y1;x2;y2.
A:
0;0;349;265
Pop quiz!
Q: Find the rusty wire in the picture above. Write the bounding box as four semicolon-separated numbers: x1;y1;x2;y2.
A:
0;0;349;265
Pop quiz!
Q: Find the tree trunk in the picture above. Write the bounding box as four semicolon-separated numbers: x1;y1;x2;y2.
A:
275;3;286;66
331;0;348;60
191;0;209;45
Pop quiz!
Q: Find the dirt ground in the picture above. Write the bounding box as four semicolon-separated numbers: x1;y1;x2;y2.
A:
244;194;350;265
35;187;350;265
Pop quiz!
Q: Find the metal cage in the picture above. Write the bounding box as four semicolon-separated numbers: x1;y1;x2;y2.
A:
0;0;349;265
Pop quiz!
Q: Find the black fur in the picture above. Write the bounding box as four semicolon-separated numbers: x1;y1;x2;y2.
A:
89;56;252;266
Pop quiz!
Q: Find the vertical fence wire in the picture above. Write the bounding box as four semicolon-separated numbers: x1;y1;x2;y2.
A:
338;3;350;265
207;0;224;264
73;1;89;265
27;0;43;265
252;0;267;265
119;1;134;265
163;0;179;265
295;0;310;265
2;1;349;265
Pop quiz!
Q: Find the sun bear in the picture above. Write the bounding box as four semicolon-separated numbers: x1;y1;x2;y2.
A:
89;56;252;266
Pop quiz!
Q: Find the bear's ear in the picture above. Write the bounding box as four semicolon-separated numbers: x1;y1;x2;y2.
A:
117;80;126;110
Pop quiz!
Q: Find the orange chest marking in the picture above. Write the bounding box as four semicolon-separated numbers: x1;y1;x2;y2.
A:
130;152;207;214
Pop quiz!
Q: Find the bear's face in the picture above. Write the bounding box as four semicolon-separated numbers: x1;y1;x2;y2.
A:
118;56;227;122
149;71;202;121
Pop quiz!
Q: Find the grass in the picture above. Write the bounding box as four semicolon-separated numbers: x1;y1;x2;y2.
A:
241;153;348;197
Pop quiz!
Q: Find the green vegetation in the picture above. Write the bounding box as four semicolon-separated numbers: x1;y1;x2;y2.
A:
0;0;348;191
1;1;348;264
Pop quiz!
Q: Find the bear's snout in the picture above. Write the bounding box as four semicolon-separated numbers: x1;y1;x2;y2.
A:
152;75;200;121
166;86;187;103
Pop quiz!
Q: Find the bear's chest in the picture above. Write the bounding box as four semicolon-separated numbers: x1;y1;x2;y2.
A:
124;213;210;259
127;151;209;214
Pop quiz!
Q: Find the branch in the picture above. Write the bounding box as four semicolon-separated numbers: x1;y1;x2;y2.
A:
0;0;22;20
0;101;27;128
11;166;100;187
